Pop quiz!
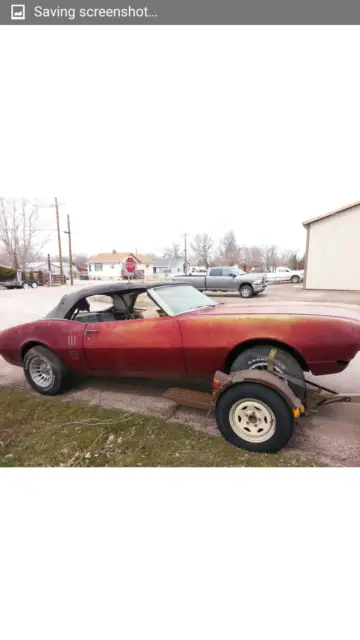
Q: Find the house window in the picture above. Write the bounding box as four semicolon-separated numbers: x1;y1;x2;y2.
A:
88;264;92;272
94;264;103;272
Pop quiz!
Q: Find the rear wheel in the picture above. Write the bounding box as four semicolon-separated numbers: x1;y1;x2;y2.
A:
31;281;38;288
291;275;300;284
239;284;254;298
230;345;306;401
21;282;30;289
23;345;72;395
216;382;294;453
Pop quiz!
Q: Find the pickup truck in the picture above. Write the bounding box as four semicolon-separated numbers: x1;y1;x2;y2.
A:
264;267;304;284
172;267;267;298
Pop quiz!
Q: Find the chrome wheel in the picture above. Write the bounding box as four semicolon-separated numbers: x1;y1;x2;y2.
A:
229;398;276;443
31;282;38;288
22;283;30;289
28;356;54;388
240;286;253;298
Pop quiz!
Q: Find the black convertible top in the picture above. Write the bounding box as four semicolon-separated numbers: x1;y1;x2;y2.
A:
44;280;184;319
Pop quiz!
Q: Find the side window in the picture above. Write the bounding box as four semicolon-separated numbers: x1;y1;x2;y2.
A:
86;295;113;312
222;268;232;277
69;294;113;322
134;292;161;311
209;268;222;277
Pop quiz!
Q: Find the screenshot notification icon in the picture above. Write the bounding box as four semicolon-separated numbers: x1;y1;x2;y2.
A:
11;4;25;20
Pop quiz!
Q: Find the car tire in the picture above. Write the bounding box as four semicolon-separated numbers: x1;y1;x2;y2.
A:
291;275;300;284
22;282;30;289
216;382;294;453
31;281;38;288
230;345;306;401
239;284;254;298
23;345;72;396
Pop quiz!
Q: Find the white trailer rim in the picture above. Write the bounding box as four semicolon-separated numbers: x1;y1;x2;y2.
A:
229;398;276;443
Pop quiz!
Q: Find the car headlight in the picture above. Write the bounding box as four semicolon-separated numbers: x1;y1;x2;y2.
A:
253;279;262;284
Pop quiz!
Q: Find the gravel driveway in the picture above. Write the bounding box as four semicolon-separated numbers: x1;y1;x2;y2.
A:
1;283;360;466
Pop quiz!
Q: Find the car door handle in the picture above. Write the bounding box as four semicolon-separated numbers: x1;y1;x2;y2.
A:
85;329;100;334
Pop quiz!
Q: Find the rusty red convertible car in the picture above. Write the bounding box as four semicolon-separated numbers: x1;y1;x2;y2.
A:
1;282;360;400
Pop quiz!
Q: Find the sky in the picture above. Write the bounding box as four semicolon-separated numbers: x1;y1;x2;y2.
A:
1;26;360;259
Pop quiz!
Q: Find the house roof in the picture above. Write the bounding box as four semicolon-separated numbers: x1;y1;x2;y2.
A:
87;252;152;264
303;201;360;227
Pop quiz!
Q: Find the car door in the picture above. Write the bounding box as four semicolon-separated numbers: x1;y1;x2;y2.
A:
82;315;186;377
206;267;224;290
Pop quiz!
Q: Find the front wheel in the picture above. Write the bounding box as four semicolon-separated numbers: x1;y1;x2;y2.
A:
290;275;300;284
230;345;306;401
31;281;38;288
23;345;72;395
216;382;295;453
239;284;254;298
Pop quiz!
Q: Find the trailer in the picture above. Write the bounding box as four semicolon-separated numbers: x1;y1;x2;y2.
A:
164;368;360;454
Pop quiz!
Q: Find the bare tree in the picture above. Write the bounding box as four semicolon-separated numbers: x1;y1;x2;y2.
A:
0;198;47;269
191;233;213;267
220;230;241;265
241;245;264;270
163;242;182;260
261;244;280;272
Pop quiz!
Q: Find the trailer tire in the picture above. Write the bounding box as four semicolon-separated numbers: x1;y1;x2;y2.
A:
216;382;294;453
230;345;306;401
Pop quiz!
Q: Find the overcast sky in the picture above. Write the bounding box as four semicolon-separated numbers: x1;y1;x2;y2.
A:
1;26;359;258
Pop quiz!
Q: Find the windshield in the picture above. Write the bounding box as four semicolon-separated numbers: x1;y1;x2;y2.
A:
150;285;216;316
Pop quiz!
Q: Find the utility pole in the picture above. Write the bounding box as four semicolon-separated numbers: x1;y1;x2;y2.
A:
55;197;64;282
182;233;188;274
64;214;74;286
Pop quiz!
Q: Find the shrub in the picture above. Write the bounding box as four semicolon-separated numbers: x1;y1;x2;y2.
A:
29;271;34;281
37;270;44;283
21;270;27;281
0;266;16;282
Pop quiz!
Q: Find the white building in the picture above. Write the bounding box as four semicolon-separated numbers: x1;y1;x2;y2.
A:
303;201;360;290
86;251;153;280
152;258;183;278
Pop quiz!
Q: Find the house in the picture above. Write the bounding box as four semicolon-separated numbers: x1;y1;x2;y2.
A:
25;261;78;277
86;251;153;280
152;258;184;278
303;201;360;290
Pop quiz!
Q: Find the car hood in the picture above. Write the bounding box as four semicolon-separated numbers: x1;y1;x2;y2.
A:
188;301;360;322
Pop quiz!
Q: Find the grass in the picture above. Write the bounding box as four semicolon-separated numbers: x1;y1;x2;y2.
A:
0;387;314;467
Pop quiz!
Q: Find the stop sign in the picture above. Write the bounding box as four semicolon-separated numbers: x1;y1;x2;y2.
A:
125;256;136;274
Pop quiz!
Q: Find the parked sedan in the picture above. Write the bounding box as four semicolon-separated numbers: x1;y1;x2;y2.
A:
1;283;360;410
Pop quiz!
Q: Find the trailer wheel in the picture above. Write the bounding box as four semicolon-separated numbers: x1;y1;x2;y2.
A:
216;382;295;453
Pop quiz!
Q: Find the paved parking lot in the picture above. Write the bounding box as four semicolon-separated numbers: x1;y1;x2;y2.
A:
1;282;360;465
